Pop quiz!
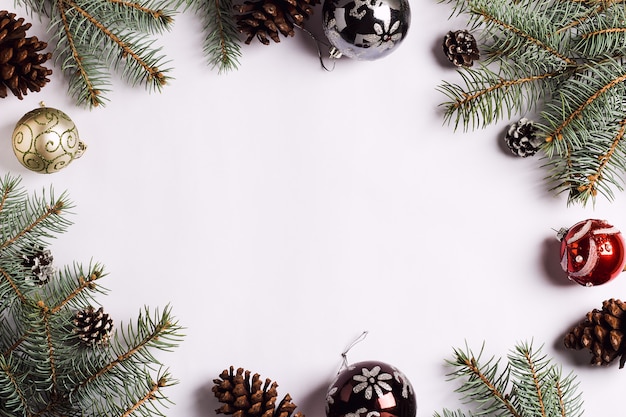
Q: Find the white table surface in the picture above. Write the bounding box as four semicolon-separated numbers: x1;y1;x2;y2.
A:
5;1;626;416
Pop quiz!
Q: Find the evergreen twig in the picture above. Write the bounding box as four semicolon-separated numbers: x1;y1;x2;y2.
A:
435;341;584;417
186;0;242;72
14;0;183;108
438;0;626;205
0;174;183;417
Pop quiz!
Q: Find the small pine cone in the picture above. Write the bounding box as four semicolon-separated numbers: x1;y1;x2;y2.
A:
21;246;55;285
73;306;114;346
0;10;53;99
213;366;304;417
442;30;480;67
564;298;626;368
504;118;542;157
234;0;320;45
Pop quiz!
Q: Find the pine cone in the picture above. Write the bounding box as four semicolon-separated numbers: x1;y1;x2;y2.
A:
564;298;626;368
504;118;542;157
234;0;320;45
213;366;304;417
0;10;52;99
21;246;55;286
73;306;114;346
442;30;480;67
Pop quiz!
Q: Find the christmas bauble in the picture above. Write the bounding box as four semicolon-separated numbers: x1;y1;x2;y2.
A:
322;0;411;61
558;219;626;286
12;105;86;174
326;361;416;417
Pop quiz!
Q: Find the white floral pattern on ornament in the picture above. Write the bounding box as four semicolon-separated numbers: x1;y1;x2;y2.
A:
352;365;393;400
345;408;381;417
392;368;413;398
326;386;338;412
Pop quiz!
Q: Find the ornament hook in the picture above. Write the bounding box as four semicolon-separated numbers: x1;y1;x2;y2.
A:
339;330;369;372
295;25;337;72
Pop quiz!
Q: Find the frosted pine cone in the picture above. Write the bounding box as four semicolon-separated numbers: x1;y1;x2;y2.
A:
22;246;55;285
73;306;114;346
442;30;480;67
504;118;542;157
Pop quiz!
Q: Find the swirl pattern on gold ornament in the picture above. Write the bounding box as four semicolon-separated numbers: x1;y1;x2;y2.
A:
12;106;86;174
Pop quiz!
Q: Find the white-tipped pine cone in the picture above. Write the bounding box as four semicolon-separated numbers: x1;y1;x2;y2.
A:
504;118;542;157
442;30;479;67
73;306;114;346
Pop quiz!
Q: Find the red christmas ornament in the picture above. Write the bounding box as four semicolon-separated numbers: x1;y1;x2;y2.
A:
326;361;416;417
558;219;626;286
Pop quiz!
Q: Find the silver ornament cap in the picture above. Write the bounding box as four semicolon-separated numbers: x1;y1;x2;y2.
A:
322;0;411;60
12;103;86;174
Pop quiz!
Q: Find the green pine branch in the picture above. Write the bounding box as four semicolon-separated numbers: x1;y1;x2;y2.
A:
14;0;183;108
0;174;183;417
13;0;242;107
186;0;242;72
435;341;584;417
438;0;626;205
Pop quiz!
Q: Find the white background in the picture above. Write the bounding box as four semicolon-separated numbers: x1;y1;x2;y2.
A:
5;1;626;416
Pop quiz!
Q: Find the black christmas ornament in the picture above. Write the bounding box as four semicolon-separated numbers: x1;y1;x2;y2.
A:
326;361;416;417
322;0;411;60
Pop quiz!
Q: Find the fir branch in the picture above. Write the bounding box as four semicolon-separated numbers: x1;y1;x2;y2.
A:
439;65;558;130
47;266;106;315
0;199;66;252
445;343;520;416
436;341;584;417
439;0;626;204
15;0;181;107
468;0;576;66
0;266;27;303
0;356;29;416
0;175;182;416
75;305;181;390
119;372;173;417
188;0;242;72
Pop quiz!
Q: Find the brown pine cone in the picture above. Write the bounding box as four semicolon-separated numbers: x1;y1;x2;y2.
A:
564;298;626;368
234;0;320;45
213;366;304;417
0;10;52;99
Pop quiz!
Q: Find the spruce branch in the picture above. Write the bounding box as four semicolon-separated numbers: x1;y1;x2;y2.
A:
0;174;183;417
435;341;584;417
14;0;182;107
186;0;242;72
438;0;626;205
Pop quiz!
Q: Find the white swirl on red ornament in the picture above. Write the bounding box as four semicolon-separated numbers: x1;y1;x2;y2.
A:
593;226;620;236
565;219;592;245
567;238;598;278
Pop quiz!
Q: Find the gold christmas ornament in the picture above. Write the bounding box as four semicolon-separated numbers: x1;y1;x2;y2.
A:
12;103;86;173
